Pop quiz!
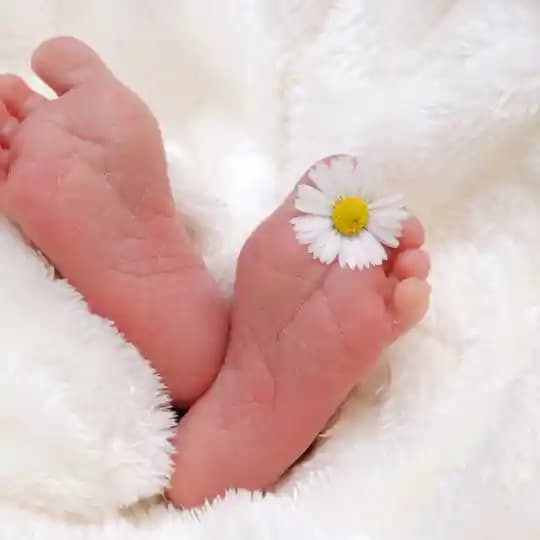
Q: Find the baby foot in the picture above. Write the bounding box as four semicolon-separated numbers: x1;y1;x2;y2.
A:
168;157;430;507
0;38;228;405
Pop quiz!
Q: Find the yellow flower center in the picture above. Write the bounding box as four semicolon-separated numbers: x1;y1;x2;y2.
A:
331;196;369;236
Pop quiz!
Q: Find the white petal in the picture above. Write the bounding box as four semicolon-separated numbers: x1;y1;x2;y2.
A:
366;218;401;248
338;237;358;269
320;232;342;263
345;236;370;270
291;215;331;233
372;220;403;237
352;243;371;270
295;184;332;216
308;162;342;199
368;194;406;211
339;172;361;197
297;228;333;245
330;155;356;173
370;206;409;223
351;231;388;269
291;216;332;244
297;232;320;245
308;229;341;264
330;156;361;195
353;162;384;200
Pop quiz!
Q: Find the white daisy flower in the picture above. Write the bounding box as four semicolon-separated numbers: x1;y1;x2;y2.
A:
290;156;408;270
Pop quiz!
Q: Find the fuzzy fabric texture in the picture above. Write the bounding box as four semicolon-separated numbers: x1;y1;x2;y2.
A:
1;1;540;538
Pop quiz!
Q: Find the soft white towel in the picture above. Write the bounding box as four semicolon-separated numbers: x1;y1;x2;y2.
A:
1;1;539;538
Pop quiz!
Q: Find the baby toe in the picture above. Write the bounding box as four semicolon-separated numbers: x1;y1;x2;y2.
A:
399;217;425;250
0;74;45;120
393;249;430;280
392;277;431;338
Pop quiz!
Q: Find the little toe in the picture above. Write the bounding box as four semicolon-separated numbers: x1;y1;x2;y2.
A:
0;74;46;120
392;277;431;338
393;249;430;281
32;36;111;95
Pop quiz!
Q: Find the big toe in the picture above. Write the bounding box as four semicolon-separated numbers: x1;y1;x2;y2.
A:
32;36;111;95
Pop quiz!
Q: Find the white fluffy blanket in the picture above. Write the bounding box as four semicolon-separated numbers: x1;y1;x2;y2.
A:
2;1;540;538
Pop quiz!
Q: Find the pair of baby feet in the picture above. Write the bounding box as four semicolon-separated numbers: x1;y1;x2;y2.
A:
0;38;431;508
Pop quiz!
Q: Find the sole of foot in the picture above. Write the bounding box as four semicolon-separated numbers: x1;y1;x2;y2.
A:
0;37;230;405
168;157;430;507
